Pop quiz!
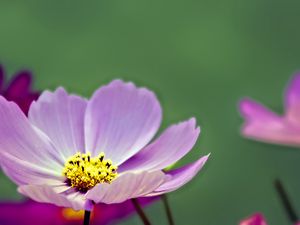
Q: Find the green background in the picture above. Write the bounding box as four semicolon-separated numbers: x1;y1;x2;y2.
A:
0;1;300;224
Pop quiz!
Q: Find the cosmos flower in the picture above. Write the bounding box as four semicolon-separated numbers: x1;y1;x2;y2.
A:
0;80;209;211
239;73;300;147
0;65;39;115
0;198;156;225
239;213;268;225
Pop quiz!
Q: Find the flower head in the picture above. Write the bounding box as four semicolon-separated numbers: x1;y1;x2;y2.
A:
239;213;268;225
0;80;209;210
0;198;156;225
239;73;300;147
0;65;39;115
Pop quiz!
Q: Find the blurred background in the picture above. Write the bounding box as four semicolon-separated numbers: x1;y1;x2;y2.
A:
0;0;300;224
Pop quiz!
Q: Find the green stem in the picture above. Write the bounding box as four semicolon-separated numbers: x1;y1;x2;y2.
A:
161;195;175;225
83;210;91;225
131;198;152;225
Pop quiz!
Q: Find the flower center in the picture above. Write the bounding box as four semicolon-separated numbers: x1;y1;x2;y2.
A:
62;152;118;193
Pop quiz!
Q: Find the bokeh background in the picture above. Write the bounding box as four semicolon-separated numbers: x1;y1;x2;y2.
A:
0;1;300;224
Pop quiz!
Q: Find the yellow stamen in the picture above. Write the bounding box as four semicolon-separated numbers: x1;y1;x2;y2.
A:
62;152;118;192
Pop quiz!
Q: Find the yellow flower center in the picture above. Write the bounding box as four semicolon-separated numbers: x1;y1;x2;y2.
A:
62;152;118;192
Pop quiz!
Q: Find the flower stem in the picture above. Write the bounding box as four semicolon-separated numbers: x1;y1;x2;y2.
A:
161;195;175;225
274;179;298;223
83;210;91;225
131;198;152;225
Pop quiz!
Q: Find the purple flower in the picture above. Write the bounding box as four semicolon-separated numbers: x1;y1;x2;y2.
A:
239;213;268;225
0;80;209;210
239;213;300;225
239;73;300;147
0;65;39;115
0;198;156;225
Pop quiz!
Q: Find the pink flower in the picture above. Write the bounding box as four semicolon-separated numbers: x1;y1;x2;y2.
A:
0;80;209;210
0;65;39;115
0;198;156;225
239;213;268;225
239;73;300;147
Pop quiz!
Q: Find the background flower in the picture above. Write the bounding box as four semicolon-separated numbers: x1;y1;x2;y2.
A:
239;73;300;147
0;65;39;115
0;198;156;225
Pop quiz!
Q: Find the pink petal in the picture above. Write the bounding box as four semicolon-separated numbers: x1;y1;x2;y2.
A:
85;80;162;165
0;96;64;185
86;171;166;204
120;118;200;172
239;98;300;146
0;65;3;91
29;88;87;160
146;154;209;196
285;73;300;123
239;213;268;225
18;185;93;211
5;70;32;98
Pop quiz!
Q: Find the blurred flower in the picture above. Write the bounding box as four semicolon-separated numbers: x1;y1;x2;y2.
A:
0;198;156;225
239;73;300;147
0;79;209;210
239;214;268;225
239;213;300;225
0;65;39;115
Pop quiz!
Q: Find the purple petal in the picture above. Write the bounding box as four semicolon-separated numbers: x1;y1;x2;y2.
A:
239;213;268;225
0;96;64;185
85;80;162;164
0;64;4;92
285;73;300;123
5;70;32;98
18;185;93;211
146;154;209;196
86;171;166;204
239;98;300;146
29;88;87;160
120;118;200;172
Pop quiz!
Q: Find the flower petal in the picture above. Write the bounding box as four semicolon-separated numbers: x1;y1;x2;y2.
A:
285;73;300;123
239;98;300;146
85;80;162;165
0;65;3;91
145;154;209;196
119;118;200;172
0;96;64;184
5;70;32;99
86;171;166;204
29;87;87;160
239;213;268;225
18;185;93;211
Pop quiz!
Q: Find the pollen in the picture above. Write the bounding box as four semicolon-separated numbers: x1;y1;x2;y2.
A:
62;152;118;192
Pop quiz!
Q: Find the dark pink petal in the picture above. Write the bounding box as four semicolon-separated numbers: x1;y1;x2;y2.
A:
285;73;300;123
85;80;162;165
239;98;300;146
29;88;87;160
239;213;268;225
0;197;158;225
0;96;64;185
86;171;166;204
146;154;209;196
0;64;4;92
120;118;200;172
18;185;93;211
5;70;32;98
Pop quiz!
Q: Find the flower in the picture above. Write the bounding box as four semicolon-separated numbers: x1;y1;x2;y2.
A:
0;80;209;210
239;213;300;225
239;73;300;147
0;198;156;225
239;214;268;225
0;65;39;115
